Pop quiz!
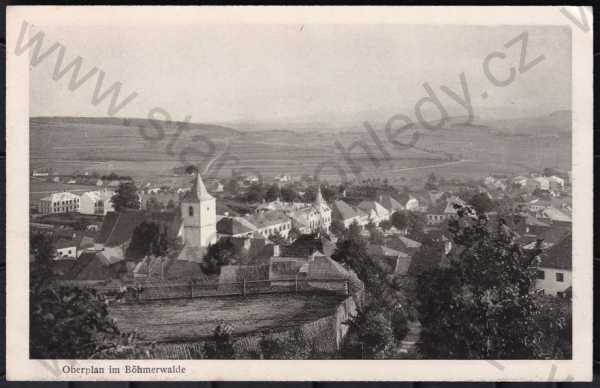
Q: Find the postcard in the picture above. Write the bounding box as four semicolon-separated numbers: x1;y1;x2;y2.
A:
6;5;593;381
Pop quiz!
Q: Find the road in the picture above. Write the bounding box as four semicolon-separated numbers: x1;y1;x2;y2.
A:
202;138;233;176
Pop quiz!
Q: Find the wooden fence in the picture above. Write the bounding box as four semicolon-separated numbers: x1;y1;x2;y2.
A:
68;277;351;301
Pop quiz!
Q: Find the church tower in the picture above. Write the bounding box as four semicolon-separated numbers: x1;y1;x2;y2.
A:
180;171;217;253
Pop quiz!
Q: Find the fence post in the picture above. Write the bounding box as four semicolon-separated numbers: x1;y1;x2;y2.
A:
242;278;246;297
295;274;298;293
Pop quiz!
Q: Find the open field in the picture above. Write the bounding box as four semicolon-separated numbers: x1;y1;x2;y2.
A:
109;293;346;343
30;115;571;185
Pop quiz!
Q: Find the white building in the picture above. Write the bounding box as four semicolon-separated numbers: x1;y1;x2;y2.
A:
536;235;571;297
533;176;551;191
180;172;217;255
39;192;80;214
357;200;390;226
79;189;115;215
255;187;332;235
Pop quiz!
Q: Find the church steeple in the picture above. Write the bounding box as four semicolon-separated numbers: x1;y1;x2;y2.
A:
180;171;217;256
314;185;324;205
185;171;214;202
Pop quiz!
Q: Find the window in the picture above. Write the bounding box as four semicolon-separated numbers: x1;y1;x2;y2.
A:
189;206;194;216
536;270;545;280
556;272;564;282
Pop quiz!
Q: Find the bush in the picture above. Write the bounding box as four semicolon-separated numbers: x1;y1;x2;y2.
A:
259;330;313;359
204;324;235;359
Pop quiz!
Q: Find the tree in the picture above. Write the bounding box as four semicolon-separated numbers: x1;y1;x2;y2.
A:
366;222;384;245
321;185;337;202
29;234;120;359
469;192;495;214
265;184;281;202
166;199;176;209
288;226;302;242
184;165;198;175
415;206;562;359
330;219;346;238
126;221;167;259
379;220;392;231
391;211;425;240
280;185;300;202
30;233;54;285
341;304;395;359
201;238;237;275
30;286;120;359
424;173;438;190
268;231;287;246
111;182;140;211
244;183;266;203
146;196;164;212
543;167;560;177
225;179;240;194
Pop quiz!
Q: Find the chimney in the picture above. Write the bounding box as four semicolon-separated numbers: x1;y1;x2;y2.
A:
273;244;280;257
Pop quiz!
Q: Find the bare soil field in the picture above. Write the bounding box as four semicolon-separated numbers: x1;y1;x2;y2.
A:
109;293;346;343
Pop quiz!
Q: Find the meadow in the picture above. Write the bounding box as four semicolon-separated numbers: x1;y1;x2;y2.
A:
30;114;571;185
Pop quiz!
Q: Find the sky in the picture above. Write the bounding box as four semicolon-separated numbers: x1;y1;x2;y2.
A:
28;23;571;128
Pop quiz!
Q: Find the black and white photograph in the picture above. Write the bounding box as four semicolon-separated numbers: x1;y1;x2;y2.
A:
6;6;593;381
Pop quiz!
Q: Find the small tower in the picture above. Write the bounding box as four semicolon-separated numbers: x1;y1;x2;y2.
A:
314;185;324;206
180;171;217;254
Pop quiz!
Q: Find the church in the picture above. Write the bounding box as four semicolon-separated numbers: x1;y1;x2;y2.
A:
177;172;218;260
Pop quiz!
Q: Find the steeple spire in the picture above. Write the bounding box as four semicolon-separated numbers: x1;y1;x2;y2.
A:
314;185;324;205
185;170;214;202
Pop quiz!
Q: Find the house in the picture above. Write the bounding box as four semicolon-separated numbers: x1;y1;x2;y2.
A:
536;235;571;297
207;180;224;193
141;191;180;210
397;193;420;212
285;188;332;234
377;194;404;214
331;200;368;229
426;202;447;225
94;208;183;255
245;210;293;239
274;174;291;183
217;216;258;238
267;249;362;291
512;175;528;188
282;233;336;257
67;249;126;281
367;244;411;275
443;196;466;216
540;207;572;223
79;189;115;215
548;176;565;191
533;176;551;191
32;167;51;177
358;200;390;225
527;198;552;213
218;210;292;240
39;192;81;214
385;235;422;255
54;238;78;260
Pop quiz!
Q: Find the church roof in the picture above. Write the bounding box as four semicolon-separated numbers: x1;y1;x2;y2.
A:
182;172;214;203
